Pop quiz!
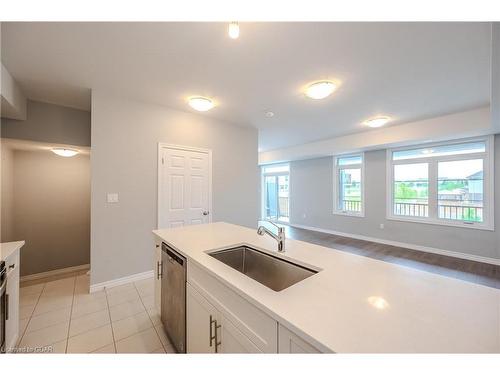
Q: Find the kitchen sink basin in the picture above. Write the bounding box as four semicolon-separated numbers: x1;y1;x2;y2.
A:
208;246;318;291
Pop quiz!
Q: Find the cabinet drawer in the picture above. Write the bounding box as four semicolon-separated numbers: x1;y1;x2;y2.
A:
188;261;277;353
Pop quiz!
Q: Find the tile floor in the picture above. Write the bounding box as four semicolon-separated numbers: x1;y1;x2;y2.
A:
16;274;175;354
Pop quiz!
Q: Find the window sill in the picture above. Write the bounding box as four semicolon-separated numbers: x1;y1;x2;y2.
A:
333;210;365;218
386;215;494;231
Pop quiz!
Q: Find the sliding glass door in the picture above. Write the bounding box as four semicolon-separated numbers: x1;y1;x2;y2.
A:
262;164;289;223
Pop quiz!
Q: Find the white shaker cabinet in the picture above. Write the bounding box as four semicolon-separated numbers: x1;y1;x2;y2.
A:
278;325;321;353
5;249;20;351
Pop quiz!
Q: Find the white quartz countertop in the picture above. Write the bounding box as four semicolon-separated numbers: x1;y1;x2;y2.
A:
1;241;24;262
153;222;500;353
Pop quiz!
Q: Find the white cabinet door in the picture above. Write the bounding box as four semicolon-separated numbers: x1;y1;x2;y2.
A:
219;315;262;353
5;251;20;351
154;242;162;311
278;325;321;353
186;284;217;353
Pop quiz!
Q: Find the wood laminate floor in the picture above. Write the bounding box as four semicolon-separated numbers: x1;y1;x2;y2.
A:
284;225;500;289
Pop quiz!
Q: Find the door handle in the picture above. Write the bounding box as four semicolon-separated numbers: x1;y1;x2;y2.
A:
215;320;221;353
209;315;216;348
6;293;9;320
202;211;209;216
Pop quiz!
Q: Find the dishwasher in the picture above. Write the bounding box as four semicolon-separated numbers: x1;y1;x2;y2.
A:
160;242;187;353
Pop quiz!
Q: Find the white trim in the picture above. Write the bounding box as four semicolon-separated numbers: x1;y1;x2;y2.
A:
90;270;154;293
289;223;500;266
20;264;90;282
333;153;365;217
157;143;213;229
386;135;494;231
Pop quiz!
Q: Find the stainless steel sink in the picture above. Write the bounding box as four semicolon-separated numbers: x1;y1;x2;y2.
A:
208;246;318;291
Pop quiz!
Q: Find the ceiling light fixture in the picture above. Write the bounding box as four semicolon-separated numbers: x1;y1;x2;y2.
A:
188;96;215;112
363;116;391;128
367;296;389;310
228;22;240;39
304;80;337;100
51;148;78;157
265;111;275;118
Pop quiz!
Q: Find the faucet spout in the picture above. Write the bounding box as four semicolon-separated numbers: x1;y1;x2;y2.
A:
257;221;285;252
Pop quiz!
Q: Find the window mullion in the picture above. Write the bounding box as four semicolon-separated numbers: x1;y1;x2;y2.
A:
428;160;438;220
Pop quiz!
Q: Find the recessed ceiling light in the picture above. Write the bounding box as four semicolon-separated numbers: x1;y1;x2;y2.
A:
228;22;240;39
363;116;391;128
265;111;274;118
367;296;389;310
52;148;78;157
304;80;337;100
188;96;215;112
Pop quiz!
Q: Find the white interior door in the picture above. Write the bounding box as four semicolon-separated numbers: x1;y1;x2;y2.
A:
158;145;211;228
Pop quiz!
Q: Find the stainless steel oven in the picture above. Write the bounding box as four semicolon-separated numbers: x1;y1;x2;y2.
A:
0;260;7;354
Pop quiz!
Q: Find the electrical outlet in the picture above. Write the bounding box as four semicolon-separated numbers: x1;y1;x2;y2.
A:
107;193;119;203
379;223;385;229
302;213;307;219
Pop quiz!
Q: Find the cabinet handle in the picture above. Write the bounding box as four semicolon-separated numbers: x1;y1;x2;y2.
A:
8;263;15;270
215;320;221;353
6;293;9;320
157;261;163;280
209;315;216;348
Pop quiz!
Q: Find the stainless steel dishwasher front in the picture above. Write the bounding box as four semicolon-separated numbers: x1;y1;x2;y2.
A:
161;242;187;353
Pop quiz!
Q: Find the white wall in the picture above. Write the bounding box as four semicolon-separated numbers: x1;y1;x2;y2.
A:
289;135;500;262
91;91;259;285
1;63;27;120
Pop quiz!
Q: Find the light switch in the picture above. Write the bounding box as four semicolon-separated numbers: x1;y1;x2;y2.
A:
107;193;119;203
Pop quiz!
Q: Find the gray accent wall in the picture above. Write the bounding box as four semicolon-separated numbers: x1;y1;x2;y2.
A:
12;150;90;276
91;91;259;285
289;135;500;260
1;100;91;146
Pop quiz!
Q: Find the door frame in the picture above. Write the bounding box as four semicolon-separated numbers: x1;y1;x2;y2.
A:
157;143;213;229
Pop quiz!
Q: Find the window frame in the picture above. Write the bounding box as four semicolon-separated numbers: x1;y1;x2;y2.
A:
260;163;290;224
333;153;365;217
386;136;494;230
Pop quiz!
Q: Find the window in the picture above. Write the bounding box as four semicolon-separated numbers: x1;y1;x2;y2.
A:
387;137;494;230
334;154;364;216
261;164;289;223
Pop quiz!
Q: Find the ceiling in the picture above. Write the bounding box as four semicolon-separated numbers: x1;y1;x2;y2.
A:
1;22;492;151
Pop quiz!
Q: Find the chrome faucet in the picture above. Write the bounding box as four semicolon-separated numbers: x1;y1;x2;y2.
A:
257;221;285;252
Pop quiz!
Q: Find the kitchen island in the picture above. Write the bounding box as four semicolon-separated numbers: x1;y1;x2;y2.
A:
153;222;500;353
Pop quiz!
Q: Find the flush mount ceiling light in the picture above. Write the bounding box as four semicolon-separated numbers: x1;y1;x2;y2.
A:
51;148;78;157
367;296;389;310
265;111;275;118
228;22;240;39
304;80;337;100
363;116;391;128
188;96;215;112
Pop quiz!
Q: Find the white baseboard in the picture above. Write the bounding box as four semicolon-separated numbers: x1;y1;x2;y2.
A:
90;270;154;293
21;264;90;282
289;223;500;266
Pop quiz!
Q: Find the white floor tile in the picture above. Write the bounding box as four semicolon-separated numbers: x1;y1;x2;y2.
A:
73;290;106;306
67;324;114;353
112;311;152;341
92;343;116;353
33;295;73;316
107;288;140;307
134;278;154;297
20;293;40;307
109;298;145;322
154;324;177;353
26;307;71;332
140;294;155;309
49;340;68;353
146;307;162;327
19;318;30;335
71;297;108;318
115;327;162;353
69;308;110;337
105;283;135;296
19;321;69;349
20;283;45;296
19;304;36;319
